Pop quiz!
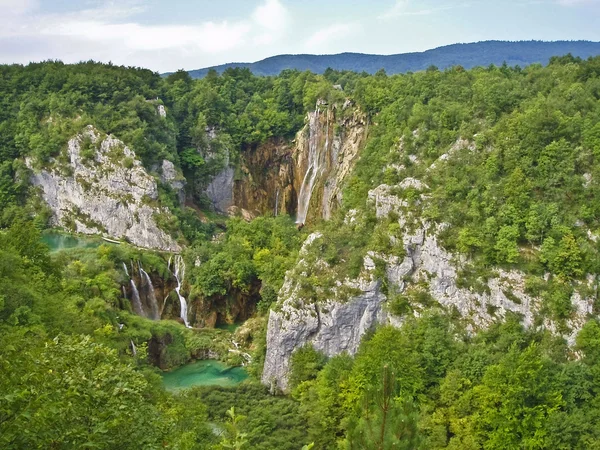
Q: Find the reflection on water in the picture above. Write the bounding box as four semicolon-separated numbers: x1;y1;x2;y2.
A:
41;232;102;252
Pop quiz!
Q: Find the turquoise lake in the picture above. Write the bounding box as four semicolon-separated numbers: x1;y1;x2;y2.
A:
162;360;248;391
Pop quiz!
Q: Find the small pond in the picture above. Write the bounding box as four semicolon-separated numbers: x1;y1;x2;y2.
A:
162;360;248;392
216;322;241;333
41;232;103;252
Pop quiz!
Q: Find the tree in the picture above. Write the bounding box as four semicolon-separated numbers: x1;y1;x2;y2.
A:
471;343;563;449
343;366;421;450
217;407;248;450
0;333;171;449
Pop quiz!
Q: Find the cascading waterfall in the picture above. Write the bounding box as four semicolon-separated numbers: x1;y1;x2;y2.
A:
123;260;145;316
130;340;137;357
171;255;190;327
129;279;145;317
274;189;280;217
139;265;160;320
296;107;328;224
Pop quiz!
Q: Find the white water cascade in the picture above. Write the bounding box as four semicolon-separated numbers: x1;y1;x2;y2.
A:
130;340;137;357
123;261;145;316
129;279;145;317
296;108;329;224
139;265;160;320
171;255;190;328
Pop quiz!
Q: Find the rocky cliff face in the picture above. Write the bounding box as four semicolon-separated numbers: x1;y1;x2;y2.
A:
157;159;186;205
29;126;180;251
203;101;367;221
262;179;597;392
232;138;296;218
293;101;367;223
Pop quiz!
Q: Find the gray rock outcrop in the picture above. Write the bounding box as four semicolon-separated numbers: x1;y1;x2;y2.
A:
262;233;397;392
263;181;597;391
158;159;186;205
205;166;235;213
29;126;179;251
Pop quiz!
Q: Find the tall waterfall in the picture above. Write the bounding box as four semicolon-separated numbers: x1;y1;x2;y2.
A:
296;108;328;225
139;265;160;320
171;255;190;327
129;279;145;317
123;261;145;316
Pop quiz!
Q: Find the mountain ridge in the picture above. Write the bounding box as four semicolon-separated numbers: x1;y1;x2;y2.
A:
169;40;600;78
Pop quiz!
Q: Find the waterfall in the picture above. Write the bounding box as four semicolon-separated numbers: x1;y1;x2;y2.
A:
122;285;127;299
129;279;145;317
130;340;137;357
122;262;129;278
171;255;190;328
274;189;280;217
296;108;328;225
139;265;160;320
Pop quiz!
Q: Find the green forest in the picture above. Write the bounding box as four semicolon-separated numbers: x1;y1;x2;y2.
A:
1;54;600;449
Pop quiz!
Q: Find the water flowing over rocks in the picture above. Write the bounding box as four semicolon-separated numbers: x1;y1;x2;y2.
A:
28;126;179;251
202;101;367;222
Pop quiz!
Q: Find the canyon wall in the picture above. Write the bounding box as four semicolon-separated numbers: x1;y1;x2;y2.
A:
28;126;180;251
204;101;367;222
262;178;598;392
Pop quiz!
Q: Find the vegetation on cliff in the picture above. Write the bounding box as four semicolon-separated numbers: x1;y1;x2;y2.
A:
2;53;600;448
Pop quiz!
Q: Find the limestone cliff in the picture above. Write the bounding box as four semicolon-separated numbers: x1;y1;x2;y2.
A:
203;101;367;221
28;126;180;251
262;180;597;392
156;159;186;205
262;233;394;391
293;101;367;223
232;138;296;218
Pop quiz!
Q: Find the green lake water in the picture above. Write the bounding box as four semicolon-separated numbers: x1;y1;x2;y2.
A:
216;322;241;333
162;360;248;391
41;232;102;252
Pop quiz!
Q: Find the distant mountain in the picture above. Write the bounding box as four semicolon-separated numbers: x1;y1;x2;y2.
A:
171;40;600;79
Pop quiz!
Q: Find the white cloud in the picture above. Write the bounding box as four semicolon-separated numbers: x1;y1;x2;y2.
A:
305;23;357;52
380;0;410;19
557;0;600;5
379;0;472;20
252;0;289;32
0;0;292;71
44;21;252;54
251;0;290;46
0;0;38;15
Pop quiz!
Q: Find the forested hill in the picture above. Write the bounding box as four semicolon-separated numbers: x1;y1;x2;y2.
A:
176;40;600;79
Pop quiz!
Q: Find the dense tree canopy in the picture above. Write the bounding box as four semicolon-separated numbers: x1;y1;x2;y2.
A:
2;54;600;448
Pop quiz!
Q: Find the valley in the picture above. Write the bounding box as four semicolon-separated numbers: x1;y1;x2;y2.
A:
2;52;600;449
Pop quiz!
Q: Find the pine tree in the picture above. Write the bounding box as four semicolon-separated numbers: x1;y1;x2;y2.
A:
343;365;421;449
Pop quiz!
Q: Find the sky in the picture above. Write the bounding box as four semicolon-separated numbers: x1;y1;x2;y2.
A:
0;0;599;73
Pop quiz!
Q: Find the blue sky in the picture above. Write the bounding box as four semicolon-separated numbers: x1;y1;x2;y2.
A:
0;0;599;72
